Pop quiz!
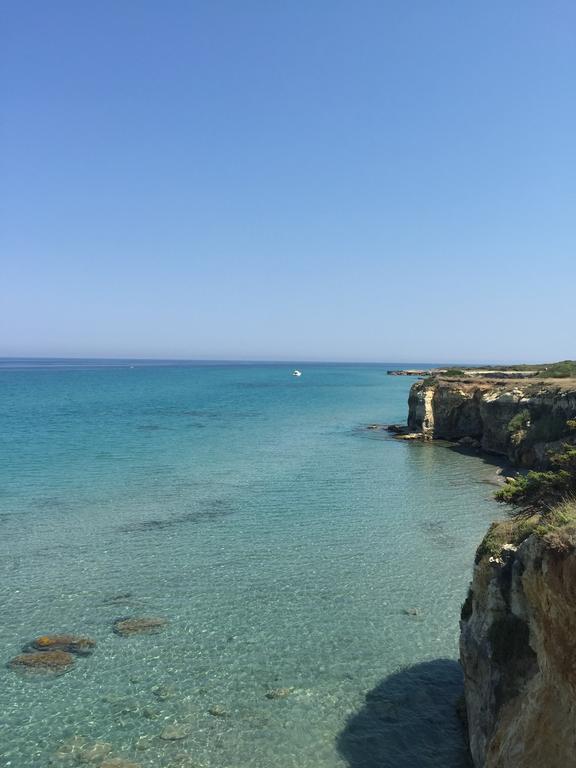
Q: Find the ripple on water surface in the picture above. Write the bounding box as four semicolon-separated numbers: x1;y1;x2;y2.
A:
0;364;496;767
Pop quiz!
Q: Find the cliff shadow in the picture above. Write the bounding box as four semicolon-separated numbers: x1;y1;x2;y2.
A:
337;659;472;768
445;443;515;481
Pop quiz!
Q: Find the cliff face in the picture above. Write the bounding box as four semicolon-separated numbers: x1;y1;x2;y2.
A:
405;376;576;766
407;378;576;467
460;533;576;768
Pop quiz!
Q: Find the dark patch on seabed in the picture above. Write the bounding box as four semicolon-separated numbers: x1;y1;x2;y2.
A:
337;659;472;768
117;498;236;533
419;520;460;551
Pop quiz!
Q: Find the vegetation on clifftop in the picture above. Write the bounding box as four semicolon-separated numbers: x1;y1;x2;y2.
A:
474;500;576;562
495;429;576;510
538;360;576;378
477;420;576;560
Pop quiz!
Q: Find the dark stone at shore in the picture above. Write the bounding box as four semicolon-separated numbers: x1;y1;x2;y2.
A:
386;424;410;434
113;617;168;636
458;436;481;450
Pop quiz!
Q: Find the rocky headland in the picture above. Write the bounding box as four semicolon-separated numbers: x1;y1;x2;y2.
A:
399;373;576;767
406;376;576;467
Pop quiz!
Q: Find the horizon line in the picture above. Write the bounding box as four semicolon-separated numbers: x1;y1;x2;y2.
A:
0;355;556;367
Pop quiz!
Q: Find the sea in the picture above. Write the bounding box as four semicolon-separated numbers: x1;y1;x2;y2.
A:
0;360;500;768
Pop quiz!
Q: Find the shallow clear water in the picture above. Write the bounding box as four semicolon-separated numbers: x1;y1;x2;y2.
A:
0;362;499;768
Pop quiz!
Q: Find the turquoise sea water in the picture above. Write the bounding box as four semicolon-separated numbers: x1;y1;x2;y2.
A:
0;362;500;768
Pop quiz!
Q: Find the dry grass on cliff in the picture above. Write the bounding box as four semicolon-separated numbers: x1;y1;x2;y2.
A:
539;498;576;552
475;499;576;563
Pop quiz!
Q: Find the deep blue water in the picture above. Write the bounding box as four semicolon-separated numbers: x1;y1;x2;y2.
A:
0;362;497;767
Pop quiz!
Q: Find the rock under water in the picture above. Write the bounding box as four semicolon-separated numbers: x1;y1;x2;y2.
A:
27;633;96;656
112;617;168;636
8;650;76;676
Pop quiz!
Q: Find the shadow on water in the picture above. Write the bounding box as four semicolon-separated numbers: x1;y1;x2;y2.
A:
337;659;472;768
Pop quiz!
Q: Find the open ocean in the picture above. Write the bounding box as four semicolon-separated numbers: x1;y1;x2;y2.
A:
0;361;500;768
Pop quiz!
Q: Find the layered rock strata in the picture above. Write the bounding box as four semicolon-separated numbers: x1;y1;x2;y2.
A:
460;532;576;768
407;378;576;466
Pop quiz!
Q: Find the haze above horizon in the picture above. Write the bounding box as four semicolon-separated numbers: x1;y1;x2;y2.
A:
3;1;575;362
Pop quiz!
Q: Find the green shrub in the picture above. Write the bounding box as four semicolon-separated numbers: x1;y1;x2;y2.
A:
495;469;574;509
495;421;576;512
539;360;576;378
507;409;531;434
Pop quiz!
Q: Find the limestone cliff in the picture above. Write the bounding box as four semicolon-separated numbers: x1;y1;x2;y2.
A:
460;527;576;767
407;377;576;467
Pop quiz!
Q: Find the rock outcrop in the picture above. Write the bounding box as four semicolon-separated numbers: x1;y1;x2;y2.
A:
407;377;576;466
112;617;168;636
460;530;576;768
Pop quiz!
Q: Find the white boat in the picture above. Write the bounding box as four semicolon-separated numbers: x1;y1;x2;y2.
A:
292;369;302;377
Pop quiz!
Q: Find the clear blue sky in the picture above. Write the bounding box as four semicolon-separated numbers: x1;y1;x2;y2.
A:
2;1;575;363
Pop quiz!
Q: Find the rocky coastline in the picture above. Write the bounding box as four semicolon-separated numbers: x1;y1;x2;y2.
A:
403;376;576;467
396;375;576;767
460;524;576;767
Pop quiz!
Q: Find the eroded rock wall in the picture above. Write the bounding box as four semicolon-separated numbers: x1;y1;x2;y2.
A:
407;378;576;467
460;535;576;768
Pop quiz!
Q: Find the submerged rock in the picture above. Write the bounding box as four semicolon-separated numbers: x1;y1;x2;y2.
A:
77;741;113;763
107;696;140;717
101;593;134;605
265;687;293;700
142;706;161;720
134;735;156;752
160;724;191;741
51;735;88;762
151;683;173;700
28;634;96;656
166;756;202;768
113;617;168;636
8;650;75;676
208;705;227;717
100;760;142;768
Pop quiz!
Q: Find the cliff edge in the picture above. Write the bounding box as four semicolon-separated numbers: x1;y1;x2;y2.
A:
405;375;576;766
460;512;576;767
407;377;576;467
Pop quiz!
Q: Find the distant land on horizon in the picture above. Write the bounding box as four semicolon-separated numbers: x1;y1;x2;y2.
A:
0;356;574;369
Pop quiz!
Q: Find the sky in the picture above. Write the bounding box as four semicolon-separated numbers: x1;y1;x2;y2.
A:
2;1;575;363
